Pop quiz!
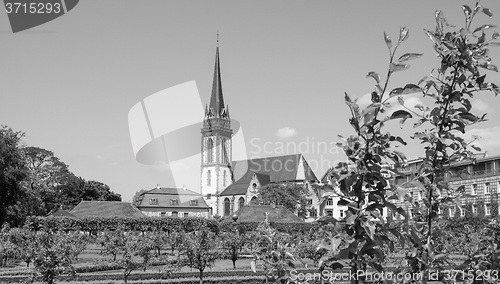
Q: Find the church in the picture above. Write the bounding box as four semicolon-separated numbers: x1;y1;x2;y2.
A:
136;44;325;221
200;45;320;219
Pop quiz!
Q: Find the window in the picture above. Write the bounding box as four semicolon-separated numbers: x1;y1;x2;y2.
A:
339;210;344;218
250;196;258;205
190;199;198;206
409;208;414;218
207;138;213;163
149;198;158;205
171;211;178;217
161;212;166;217
207;170;211;186
224;198;231;216
309;208;317;217
170;199;179;206
472;204;477;215
222;139;228;163
449;207;455;218
326;210;333;217
223;170;227;186
206;194;211;200
183;213;189;217
485;204;491;216
238;197;245;209
472;184;478;195
460;207;466;217
326;198;334;206
485;182;491;194
307;199;313;205
437;206;442;215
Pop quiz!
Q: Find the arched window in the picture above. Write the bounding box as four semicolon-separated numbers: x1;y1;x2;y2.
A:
207;170;211;186
223;170;227;186
224;198;231;216
207;138;213;163
222;138;228;163
238;197;245;210
250;196;258;205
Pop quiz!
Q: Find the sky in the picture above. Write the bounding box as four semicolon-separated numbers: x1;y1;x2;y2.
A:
1;0;500;202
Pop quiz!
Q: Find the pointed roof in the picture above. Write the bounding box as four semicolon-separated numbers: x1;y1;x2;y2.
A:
209;46;225;116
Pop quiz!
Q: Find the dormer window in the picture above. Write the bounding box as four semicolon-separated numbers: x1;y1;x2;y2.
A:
170;199;179;206
149;198;158;205
190;199;198;206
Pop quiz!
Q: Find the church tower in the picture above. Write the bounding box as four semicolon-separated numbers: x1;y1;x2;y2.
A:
201;44;233;216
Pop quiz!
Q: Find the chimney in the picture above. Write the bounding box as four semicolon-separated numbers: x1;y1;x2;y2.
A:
156;184;160;189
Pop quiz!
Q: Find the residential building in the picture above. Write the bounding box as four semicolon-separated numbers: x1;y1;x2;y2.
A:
137;187;210;217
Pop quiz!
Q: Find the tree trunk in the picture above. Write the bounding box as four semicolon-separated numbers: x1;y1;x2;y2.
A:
199;269;203;284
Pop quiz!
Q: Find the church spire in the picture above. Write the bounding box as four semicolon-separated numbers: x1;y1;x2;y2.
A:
209;44;225;117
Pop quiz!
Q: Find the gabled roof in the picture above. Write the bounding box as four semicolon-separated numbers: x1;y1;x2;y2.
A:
233;205;304;223
220;154;318;196
70;201;144;218
138;187;209;209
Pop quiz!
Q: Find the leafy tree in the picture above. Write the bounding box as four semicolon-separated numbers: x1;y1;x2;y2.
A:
0;126;28;227
396;0;500;280
6;228;37;267
220;231;244;269
132;189;148;207
178;229;221;284
32;231;77;284
315;24;417;283
258;182;310;219
81;180;121;201
251;213;297;283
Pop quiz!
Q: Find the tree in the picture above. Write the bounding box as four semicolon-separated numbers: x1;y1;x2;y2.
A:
32;231;77;284
398;1;500;280
258;183;310;219
132;189;148;207
178;229;221;284
81;180;121;201
220;231;244;269
251;213;297;283
0;126;28;227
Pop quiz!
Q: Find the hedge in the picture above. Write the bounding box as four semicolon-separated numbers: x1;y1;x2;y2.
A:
23;216;319;236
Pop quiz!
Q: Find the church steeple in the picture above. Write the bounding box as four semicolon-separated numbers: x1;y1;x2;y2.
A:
208;46;226;118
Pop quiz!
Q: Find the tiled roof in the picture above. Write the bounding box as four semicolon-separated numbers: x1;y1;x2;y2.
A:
220;154;318;196
138;187;209;208
50;209;75;217
70;201;144;218
233;205;304;223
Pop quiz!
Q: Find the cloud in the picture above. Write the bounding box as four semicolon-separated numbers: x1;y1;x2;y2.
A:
276;127;297;140
472;99;491;113
461;127;500;154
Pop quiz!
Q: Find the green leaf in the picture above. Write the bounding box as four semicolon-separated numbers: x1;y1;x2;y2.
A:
384;32;392;50
389;84;421;96
462;5;472;20
398;53;423;62
366;72;380;84
493;32;500;39
399;27;409;42
390;63;409;73
389;110;412;120
483;8;493;17
473;24;497;34
398;96;404;106
471;145;482;152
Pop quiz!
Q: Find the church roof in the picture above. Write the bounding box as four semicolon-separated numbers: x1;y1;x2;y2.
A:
233;205;304;223
138;187;209;209
70;201;144;218
220;154;318;196
208;46;226;117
